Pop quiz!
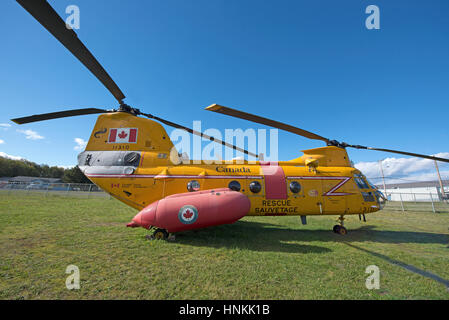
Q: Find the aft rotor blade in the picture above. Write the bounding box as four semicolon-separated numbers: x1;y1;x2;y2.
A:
205;104;330;143
142;113;258;158
16;0;126;103
11;108;109;124
348;145;449;163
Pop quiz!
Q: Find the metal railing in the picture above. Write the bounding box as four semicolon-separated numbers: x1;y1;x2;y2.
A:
0;181;110;199
384;192;449;213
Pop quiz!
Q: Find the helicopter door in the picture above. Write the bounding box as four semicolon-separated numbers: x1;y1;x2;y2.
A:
321;178;348;214
300;178;324;214
260;162;288;199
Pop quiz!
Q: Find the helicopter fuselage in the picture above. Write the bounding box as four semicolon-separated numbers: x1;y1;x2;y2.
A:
78;112;384;217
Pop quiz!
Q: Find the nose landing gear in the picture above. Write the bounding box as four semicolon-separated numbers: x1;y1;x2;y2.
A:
333;215;347;235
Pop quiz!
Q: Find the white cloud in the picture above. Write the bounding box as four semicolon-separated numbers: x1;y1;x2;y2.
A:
0;139;4;144
74;138;87;151
354;152;449;184
0;151;24;161
17;129;44;140
0;123;11;130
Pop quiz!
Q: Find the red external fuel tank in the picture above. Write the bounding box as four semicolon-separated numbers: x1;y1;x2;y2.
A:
127;188;251;233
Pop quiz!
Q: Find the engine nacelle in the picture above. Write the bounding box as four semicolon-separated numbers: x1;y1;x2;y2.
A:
127;188;251;233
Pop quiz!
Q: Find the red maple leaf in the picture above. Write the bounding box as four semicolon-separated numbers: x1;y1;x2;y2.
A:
183;209;193;219
118;130;128;139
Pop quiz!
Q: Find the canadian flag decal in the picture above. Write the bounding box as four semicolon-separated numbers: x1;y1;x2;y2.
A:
108;128;138;143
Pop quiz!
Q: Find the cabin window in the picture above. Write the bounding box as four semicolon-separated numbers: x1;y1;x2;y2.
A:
228;181;241;191
187;180;200;192
354;174;369;189
249;181;262;193
289;181;301;193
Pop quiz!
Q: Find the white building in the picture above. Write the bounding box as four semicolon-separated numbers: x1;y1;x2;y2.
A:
376;180;449;202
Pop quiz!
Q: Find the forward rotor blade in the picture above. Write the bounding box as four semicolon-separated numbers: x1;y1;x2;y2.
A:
141;113;258;158
17;0;126;103
348;145;449;163
205;104;330;143
11;108;108;124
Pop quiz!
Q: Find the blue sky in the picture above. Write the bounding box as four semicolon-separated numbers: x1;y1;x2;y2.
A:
0;0;448;181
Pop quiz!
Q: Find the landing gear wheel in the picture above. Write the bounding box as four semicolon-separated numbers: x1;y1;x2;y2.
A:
153;228;169;240
333;225;340;233
333;215;347;235
337;226;347;235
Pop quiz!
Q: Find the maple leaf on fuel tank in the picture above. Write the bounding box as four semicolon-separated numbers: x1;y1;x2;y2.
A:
118;131;128;139
183;209;193;219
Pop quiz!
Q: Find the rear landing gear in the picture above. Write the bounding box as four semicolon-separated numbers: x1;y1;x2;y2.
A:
153;228;169;240
333;215;347;235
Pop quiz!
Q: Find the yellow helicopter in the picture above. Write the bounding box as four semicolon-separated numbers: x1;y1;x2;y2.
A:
12;0;449;239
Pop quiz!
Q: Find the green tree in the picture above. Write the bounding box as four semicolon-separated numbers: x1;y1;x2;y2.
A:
62;166;92;184
0;156;90;183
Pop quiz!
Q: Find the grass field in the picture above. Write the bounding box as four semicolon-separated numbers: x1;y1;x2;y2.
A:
0;194;448;300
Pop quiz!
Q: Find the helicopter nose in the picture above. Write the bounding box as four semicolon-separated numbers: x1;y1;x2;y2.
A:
127;201;159;229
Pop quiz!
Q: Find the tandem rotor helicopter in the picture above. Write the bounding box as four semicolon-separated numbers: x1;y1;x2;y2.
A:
12;0;449;239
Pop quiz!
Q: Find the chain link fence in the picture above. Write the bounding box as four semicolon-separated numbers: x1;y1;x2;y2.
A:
0;181;110;199
384;192;449;213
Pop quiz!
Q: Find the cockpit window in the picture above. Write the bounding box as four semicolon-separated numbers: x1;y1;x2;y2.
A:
367;180;378;190
364;176;378;190
354;174;370;189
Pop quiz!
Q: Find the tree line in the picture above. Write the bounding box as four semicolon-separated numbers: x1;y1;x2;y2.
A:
0;156;91;184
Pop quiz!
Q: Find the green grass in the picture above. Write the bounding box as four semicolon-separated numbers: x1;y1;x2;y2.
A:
0;194;448;300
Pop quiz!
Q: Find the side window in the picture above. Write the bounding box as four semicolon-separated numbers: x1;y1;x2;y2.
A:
228;180;241;191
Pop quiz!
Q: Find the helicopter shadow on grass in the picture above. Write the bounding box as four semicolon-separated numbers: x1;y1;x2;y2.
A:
343;242;449;289
174;220;333;255
173;220;449;254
